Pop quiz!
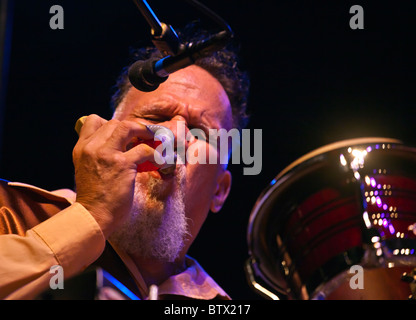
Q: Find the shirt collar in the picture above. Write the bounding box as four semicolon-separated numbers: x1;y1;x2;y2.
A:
157;256;231;300
109;241;230;300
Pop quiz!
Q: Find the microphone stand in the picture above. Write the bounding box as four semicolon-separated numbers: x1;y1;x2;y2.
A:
131;0;182;56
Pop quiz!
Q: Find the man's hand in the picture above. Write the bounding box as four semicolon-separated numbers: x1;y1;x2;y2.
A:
72;114;164;238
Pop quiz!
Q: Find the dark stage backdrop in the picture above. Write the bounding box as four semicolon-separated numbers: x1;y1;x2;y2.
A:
1;1;415;299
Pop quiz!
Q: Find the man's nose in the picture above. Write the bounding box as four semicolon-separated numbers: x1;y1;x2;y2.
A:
156;115;189;151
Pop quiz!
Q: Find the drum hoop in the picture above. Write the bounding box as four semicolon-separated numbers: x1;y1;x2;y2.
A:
276;137;402;180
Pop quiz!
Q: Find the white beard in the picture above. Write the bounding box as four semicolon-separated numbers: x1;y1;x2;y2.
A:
109;165;189;262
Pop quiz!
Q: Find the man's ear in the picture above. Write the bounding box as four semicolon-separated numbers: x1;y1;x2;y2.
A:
210;169;232;213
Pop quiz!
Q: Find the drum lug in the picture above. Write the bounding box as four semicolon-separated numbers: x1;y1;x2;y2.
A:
359;243;384;269
401;268;416;300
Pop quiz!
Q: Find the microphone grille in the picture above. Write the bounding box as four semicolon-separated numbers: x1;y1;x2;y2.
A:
128;59;168;92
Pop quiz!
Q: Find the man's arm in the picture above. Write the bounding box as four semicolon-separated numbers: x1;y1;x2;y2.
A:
0;202;105;299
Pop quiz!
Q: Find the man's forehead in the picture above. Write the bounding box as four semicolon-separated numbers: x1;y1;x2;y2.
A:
161;66;229;104
119;65;233;129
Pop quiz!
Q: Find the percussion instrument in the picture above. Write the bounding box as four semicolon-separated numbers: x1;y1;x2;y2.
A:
246;137;416;299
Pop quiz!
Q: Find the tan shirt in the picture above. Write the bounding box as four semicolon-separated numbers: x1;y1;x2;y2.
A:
0;180;230;300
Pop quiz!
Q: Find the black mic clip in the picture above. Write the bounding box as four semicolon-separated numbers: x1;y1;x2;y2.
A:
129;0;234;92
132;0;182;57
151;22;183;57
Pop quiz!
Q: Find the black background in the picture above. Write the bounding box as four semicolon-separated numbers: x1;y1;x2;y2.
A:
1;1;416;299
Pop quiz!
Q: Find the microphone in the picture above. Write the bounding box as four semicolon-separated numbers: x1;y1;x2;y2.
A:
128;30;231;92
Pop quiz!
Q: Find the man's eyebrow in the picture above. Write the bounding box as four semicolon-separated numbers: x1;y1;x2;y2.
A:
133;100;179;115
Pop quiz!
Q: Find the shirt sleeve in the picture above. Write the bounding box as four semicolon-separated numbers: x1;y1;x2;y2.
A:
0;202;106;299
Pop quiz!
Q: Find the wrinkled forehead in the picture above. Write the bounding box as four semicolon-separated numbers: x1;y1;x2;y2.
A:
115;65;233;130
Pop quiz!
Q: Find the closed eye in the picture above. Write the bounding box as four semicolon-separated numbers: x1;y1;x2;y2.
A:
139;116;170;123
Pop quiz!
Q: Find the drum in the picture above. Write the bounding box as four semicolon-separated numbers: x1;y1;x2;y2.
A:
246;137;416;300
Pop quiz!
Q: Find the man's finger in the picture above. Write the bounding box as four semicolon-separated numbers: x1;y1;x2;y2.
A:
106;120;154;150
76;114;107;139
124;143;166;167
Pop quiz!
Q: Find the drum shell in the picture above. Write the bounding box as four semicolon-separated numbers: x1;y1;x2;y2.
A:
247;139;416;299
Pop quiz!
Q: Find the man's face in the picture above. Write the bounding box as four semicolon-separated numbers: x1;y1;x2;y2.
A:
110;65;233;261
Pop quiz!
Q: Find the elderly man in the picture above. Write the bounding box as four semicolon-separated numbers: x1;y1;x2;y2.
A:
0;27;249;300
